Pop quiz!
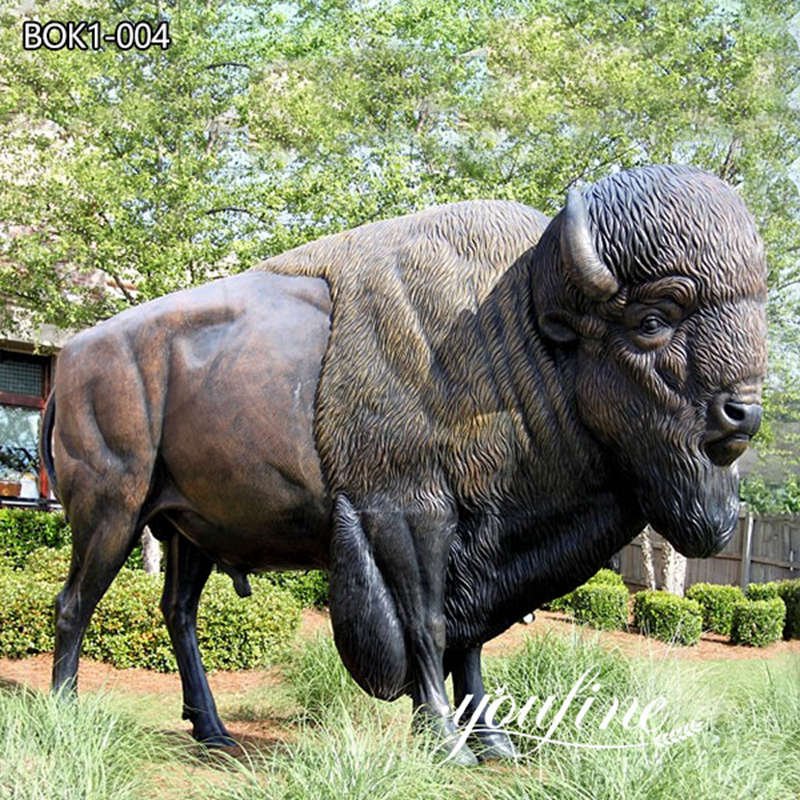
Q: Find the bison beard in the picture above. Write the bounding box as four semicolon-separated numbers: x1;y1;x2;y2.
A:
633;447;739;559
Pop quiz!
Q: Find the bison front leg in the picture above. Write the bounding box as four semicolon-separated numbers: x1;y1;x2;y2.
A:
446;646;519;761
329;495;477;765
159;528;234;748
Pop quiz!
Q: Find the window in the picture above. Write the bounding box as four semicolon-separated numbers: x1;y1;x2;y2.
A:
0;350;52;500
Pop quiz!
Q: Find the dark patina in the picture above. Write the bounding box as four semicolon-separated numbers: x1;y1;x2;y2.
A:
43;165;767;764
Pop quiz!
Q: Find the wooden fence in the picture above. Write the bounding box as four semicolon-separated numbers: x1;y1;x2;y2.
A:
619;509;800;591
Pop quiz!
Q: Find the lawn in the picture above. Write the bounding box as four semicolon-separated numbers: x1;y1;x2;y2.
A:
1;613;798;800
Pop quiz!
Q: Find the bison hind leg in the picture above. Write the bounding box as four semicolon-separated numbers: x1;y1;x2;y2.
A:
329;494;409;701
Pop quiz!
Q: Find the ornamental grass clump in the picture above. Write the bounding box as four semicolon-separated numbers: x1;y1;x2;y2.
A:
731;597;786;647
632;590;702;646
685;582;744;637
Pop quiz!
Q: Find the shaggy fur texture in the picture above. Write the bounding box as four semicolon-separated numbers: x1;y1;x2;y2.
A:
256;200;550;504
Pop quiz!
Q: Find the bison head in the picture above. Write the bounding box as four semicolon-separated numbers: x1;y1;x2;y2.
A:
534;165;767;558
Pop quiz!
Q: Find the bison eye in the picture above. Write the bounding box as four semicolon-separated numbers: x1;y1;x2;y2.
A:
639;314;666;335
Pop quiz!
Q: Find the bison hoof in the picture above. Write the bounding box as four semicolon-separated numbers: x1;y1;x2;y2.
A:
412;711;479;766
470;728;520;762
190;724;237;750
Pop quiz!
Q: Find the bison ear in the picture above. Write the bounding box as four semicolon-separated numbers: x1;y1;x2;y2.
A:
538;311;578;344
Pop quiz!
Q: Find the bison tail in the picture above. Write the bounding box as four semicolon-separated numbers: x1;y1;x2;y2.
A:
328;494;409;701
40;391;58;500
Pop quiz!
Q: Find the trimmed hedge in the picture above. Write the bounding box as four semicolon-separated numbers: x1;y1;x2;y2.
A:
746;582;780;602
587;568;626;587
632;590;703;646
0;567;301;671
0;510;71;569
571;583;629;631
0;509;145;571
261;570;329;608
746;580;800;639
24;546;72;583
776;580;800;640
685;583;744;637
731;598;786;647
545;568;626;614
0;509;327;607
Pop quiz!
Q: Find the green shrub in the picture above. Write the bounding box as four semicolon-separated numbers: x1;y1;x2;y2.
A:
632;590;703;646
0;571;57;657
0;509;71;569
776;580;800;640
746;580;800;640
196;573;302;670
0;509;150;573
544;568;625;614
571;583;629;631
685;583;744;636
261;569;329;607
545;593;574;613
586;568;626;588
25;546;72;583
0;567;301;671
731;598;786;647
746;582;781;601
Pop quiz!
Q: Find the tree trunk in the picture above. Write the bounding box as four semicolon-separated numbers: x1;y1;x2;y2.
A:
661;539;687;597
141;527;161;575
640;525;657;590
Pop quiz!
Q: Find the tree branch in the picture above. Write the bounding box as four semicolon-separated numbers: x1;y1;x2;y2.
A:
205;206;269;225
203;62;250;71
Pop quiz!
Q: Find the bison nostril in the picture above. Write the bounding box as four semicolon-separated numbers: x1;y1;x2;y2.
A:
707;395;763;458
723;401;747;423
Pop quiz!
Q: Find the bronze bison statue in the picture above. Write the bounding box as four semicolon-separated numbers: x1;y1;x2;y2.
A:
43;165;766;764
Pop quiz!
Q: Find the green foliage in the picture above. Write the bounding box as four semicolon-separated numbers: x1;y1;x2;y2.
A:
586;568;626;588
0;567;301;671
0;509;71;569
747;581;782;601
1;1;797;362
740;476;800;514
775;579;800;640
685;583;745;637
195;573;302;671
731;598;786;647
632;590;703;646
0;1;267;331
747;579;800;639
24;545;71;583
571;583;629;631
261;570;329;608
283;633;364;720
545;593;574;614
0;689;175;800
0;569;56;657
544;568;626;613
0;509;145;573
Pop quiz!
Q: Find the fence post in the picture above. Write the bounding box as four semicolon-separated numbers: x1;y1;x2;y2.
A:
739;508;754;591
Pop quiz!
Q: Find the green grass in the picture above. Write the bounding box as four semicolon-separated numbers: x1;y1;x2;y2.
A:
1;631;799;800
0;688;179;800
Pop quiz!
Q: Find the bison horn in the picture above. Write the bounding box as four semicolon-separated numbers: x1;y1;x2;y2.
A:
560;187;619;302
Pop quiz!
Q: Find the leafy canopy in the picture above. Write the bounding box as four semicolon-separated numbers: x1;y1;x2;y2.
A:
0;0;798;478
